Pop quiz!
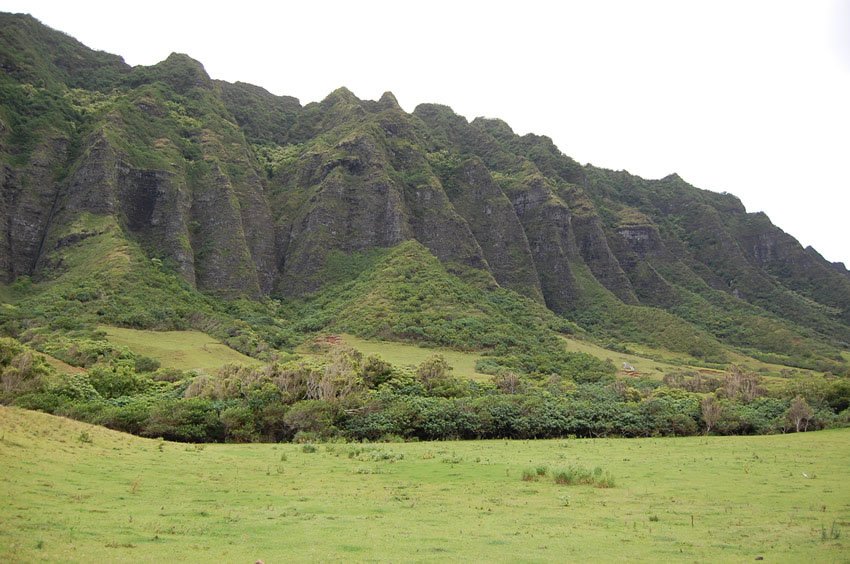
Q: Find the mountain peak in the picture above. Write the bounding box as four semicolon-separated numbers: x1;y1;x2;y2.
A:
471;117;515;138
323;86;360;105
146;52;212;93
377;91;401;110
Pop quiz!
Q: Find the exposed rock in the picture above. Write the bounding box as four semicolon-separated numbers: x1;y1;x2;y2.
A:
560;187;636;304
116;166;196;286
504;175;580;313
443;157;543;302
189;161;262;297
2;12;850;363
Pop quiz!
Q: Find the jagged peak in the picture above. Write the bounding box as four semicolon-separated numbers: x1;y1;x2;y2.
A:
141;52;212;93
377;91;401;110
158;53;210;79
322;86;361;106
521;132;555;145
220;80;302;109
0;12;129;89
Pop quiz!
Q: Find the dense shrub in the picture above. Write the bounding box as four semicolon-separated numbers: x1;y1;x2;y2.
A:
283;400;342;439
142;398;224;442
88;365;152;399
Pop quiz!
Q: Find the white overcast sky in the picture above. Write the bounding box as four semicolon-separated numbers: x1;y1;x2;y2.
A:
3;0;850;265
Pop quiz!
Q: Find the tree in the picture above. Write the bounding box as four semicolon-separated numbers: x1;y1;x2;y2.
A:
493;371;522;394
360;355;394;388
314;346;363;401
786;395;813;432
416;355;464;397
722;366;762;403
700;395;723;434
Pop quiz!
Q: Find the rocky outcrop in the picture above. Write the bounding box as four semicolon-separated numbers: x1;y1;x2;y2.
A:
503;175;580;314
734;212;850;326
0;136;68;281
3;12;850;360
443;157;543;301
189;161;262;296
117;166;196;285
608;222;678;307
560;188;636;304
270;103;489;295
273;138;412;294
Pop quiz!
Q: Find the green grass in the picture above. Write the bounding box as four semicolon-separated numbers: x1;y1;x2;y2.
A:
99;326;259;373
1;406;847;562
38;353;85;375
562;337;703;379
563;336;821;381
338;334;489;381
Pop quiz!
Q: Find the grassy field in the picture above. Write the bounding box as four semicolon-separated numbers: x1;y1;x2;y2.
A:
561;337;710;379
95;323;799;386
39;353;85;375
565;337;813;381
338;334;489;381
339;333;716;382
100;326;259;373
1;407;847;562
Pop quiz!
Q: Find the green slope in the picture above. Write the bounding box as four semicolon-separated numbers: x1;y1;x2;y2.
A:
100;326;259;373
2;406;848;562
0;11;848;389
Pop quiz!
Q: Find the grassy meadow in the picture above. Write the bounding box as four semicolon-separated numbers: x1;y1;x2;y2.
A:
1;406;847;562
100;326;259;373
92;324;809;385
339;334;489;381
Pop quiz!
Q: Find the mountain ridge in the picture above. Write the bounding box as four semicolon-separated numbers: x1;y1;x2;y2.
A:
1;12;848;376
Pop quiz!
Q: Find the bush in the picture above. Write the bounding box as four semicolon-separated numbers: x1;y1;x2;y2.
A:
51;373;101;401
98;401;151;435
0;338;53;401
142;398;224;442
283;400;341;439
220;405;258;442
88;365;150;399
553;466;593;485
134;356;161;373
13;390;70;413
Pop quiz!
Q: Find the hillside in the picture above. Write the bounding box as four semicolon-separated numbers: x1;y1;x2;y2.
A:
1;12;849;388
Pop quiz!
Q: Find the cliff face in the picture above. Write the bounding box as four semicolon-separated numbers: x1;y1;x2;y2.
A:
2;12;849;366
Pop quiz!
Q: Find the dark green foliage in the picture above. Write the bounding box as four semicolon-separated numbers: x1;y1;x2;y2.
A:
4;341;846;442
142;398;225;442
360;355;394;388
87;365;151;399
134;356;161;373
284;400;342;440
218;81;301;146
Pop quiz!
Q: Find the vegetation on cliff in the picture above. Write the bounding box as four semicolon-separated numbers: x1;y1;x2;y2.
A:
1;13;849;441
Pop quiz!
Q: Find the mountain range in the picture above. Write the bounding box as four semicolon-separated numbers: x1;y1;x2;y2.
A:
2;12;849;376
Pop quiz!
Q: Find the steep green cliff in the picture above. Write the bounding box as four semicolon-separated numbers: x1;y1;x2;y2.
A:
1;13;848;376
